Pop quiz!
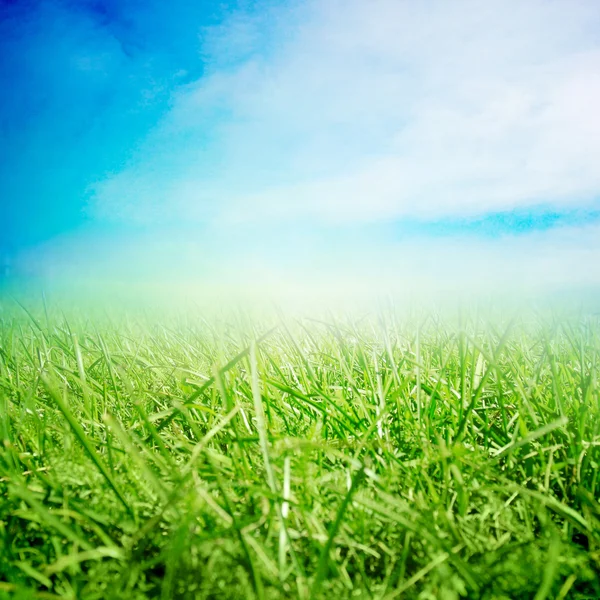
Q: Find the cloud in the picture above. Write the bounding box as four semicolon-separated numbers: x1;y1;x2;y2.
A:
92;0;600;226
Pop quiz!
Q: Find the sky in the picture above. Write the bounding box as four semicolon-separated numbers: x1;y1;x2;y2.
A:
2;0;600;299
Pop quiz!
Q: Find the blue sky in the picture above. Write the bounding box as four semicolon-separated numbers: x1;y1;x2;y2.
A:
0;0;229;250
2;0;600;294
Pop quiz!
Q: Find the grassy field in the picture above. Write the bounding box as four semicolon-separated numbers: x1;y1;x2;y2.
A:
0;300;599;599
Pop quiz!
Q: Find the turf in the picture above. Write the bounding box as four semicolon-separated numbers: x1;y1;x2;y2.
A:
0;301;599;599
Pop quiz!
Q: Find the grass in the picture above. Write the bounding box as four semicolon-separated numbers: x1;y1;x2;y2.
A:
0;299;599;599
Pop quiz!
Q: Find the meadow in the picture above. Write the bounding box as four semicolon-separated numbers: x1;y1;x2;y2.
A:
0;298;599;599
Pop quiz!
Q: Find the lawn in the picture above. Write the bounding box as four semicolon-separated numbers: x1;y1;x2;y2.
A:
0;299;599;599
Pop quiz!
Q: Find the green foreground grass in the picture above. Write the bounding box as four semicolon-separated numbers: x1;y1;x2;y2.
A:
0;302;599;599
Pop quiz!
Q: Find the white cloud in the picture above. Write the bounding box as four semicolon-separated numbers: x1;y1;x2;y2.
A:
92;0;600;226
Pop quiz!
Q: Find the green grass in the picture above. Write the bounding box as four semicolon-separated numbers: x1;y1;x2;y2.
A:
0;300;599;599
